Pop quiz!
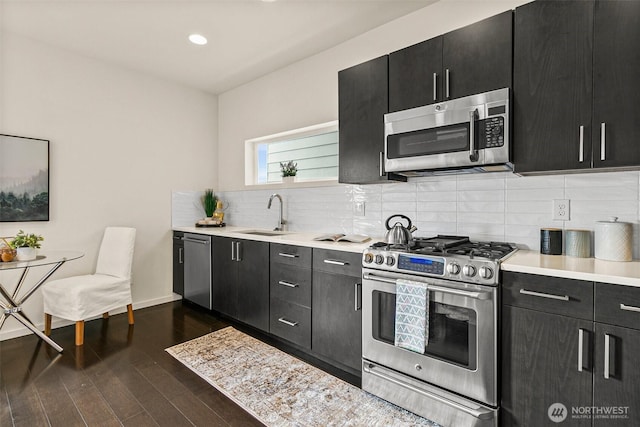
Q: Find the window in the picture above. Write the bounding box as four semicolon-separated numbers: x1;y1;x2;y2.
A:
245;121;338;185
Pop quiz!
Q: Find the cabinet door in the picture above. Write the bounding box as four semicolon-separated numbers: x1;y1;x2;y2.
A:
236;239;270;332
172;233;184;296
593;323;640;426
312;271;362;372
501;306;593;426
512;1;594;174
338;56;404;184
389;36;443;111
592;1;640;168
212;237;237;318
443;10;513;100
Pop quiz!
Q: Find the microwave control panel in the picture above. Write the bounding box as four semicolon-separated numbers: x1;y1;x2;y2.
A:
479;116;504;148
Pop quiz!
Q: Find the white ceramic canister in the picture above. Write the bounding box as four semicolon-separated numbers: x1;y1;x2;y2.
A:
594;217;632;262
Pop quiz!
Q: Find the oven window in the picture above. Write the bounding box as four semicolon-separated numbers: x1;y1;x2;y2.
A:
372;290;477;370
387;122;469;159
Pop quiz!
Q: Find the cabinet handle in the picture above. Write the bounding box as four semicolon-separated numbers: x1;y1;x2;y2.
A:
355;282;362;311
600;122;606;161
578;125;584;163
469;109;479;162
433;72;437;101
379;151;385;177
231;241;236;261
445;68;450;99
324;259;348;266
604;333;611;379
278;280;299;288
278;252;298;258
278;317;298;327
577;328;591;372
178;247;183;264
519;289;569;301
235;241;242;262
620;303;640;313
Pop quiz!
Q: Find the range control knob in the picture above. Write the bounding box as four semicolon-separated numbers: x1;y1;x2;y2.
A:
447;262;461;275
364;253;374;264
479;266;494;280
462;264;477;277
386;256;396;266
375;254;385;265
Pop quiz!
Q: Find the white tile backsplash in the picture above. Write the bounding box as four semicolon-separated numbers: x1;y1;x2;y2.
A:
172;170;640;257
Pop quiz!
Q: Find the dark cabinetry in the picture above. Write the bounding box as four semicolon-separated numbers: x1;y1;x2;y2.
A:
212;237;269;332
172;231;184;296
312;249;362;374
513;0;640;174
389;11;513;112
502;272;640;426
269;244;312;348
338;56;404;184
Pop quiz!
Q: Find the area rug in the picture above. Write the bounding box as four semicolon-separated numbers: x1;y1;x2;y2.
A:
166;327;438;426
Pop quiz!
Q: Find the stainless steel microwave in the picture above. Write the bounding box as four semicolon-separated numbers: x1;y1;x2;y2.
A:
384;87;511;176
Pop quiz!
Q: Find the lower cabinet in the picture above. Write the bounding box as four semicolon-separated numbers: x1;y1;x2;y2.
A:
172;231;184;296
212;236;269;332
312;249;362;373
502;272;640;426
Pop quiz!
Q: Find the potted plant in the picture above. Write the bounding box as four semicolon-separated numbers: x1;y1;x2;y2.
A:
280;161;298;183
9;230;44;261
202;189;218;219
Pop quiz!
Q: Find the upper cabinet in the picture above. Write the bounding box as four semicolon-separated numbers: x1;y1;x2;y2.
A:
513;0;640;174
389;11;513;112
338;56;406;184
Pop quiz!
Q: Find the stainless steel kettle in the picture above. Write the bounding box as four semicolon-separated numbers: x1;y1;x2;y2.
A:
384;214;417;245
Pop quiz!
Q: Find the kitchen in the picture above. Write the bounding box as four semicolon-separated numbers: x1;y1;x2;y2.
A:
2;0;640;426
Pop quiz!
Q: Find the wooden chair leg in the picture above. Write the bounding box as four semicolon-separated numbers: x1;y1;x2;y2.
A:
75;321;85;346
127;304;134;325
102;312;109;319
44;313;52;336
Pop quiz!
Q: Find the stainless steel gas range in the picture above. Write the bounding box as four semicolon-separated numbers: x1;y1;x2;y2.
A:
361;235;517;427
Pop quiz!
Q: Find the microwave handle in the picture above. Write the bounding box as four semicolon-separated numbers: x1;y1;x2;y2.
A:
469;109;479;162
379;151;385;177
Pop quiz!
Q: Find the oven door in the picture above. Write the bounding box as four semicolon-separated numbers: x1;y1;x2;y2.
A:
362;269;498;406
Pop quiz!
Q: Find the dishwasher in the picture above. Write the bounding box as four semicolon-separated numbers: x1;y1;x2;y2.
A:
183;233;212;309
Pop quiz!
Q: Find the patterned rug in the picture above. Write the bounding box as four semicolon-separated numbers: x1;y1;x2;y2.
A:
166;327;438;427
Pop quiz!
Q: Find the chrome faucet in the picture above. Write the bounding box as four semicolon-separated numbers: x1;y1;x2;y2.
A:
267;193;286;231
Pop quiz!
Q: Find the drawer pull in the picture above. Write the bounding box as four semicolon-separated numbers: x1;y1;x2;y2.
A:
278;317;298;327
278;252;299;258
278;280;299;288
519;289;569;301
324;259;348;266
620;303;640;313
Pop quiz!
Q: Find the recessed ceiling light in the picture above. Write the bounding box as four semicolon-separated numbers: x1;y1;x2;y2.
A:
188;34;208;46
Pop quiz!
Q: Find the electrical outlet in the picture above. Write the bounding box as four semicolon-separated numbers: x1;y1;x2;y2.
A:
354;201;366;217
553;199;570;221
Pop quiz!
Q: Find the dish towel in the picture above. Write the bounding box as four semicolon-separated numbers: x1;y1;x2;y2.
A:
394;279;429;354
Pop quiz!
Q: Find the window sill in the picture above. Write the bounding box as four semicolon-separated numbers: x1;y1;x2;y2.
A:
245;178;339;190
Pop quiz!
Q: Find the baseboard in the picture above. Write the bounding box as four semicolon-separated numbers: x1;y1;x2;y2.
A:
0;293;182;342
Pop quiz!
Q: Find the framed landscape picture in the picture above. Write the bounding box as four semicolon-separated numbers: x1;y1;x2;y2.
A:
0;134;50;222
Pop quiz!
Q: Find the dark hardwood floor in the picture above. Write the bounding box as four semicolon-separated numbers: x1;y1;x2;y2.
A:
0;301;266;427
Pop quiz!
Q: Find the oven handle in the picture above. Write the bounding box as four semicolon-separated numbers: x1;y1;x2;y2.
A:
363;273;490;300
363;363;493;420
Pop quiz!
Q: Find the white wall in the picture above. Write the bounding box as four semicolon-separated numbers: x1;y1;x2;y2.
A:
218;0;530;191
0;33;218;340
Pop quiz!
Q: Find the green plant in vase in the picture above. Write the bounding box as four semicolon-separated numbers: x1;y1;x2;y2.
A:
280;161;298;180
9;230;43;261
202;189;218;218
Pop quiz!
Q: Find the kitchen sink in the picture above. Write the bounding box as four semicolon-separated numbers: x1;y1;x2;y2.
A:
237;230;290;236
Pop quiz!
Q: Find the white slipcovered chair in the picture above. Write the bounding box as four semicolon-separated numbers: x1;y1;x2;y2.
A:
42;227;136;346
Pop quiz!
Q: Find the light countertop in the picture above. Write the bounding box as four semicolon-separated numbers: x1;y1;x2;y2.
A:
502;250;640;287
173;226;377;254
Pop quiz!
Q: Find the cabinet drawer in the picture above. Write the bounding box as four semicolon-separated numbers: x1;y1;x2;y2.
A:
502;271;593;320
595;282;640;330
270;244;312;268
312;248;362;277
270;263;311;308
269;298;311;349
